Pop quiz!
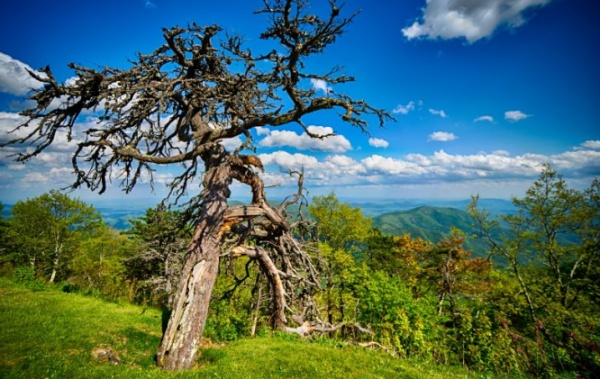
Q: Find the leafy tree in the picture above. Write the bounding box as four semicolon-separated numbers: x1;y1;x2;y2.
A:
365;231;431;295
6;191;101;283
309;194;372;326
309;193;373;253
469;164;600;375
69;223;133;300
2;0;391;369
125;205;191;307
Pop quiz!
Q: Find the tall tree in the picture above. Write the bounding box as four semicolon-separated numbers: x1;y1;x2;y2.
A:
309;194;372;326
2;0;391;370
7;191;101;282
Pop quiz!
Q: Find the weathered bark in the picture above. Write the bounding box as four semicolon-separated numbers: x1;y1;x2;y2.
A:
156;147;232;370
231;245;288;329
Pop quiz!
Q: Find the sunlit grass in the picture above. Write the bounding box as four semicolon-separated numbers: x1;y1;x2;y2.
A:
0;278;496;378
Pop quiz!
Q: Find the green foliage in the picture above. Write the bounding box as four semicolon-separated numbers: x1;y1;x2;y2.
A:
0;202;8;258
0;168;596;377
12;266;35;283
469;164;600;377
69;224;134;301
124;205;190;307
309;193;372;253
358;271;438;359
5;190;102;283
310;194;373;327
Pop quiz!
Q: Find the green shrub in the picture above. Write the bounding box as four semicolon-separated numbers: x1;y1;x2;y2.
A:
13;266;35;282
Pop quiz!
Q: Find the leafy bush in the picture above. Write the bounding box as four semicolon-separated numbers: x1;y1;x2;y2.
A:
358;271;438;359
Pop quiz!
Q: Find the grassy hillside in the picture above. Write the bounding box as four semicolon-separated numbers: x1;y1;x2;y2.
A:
372;206;503;256
0;278;489;378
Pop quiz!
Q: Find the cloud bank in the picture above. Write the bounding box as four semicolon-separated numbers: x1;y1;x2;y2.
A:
258;142;600;191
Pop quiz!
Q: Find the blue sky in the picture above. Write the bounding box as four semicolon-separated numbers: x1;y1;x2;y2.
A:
0;0;599;205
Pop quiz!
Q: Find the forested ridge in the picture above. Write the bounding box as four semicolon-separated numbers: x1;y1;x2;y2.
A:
1;165;598;378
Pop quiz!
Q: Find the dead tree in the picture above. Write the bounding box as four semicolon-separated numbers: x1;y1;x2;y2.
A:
2;0;391;370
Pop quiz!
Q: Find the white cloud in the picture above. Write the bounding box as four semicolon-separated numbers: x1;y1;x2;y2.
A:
7;164;27;170
579;140;600;150
362;155;426;175
0;52;45;95
504;110;530;122
221;136;244;150
429;108;447;118
259;125;351;152
368;137;389;148
310;78;332;95
20;172;50;184
0;111;29;142
258;151;319;171
402;0;551;43
392;101;415;115
255;127;270;136
428;131;457;142
474;115;494;123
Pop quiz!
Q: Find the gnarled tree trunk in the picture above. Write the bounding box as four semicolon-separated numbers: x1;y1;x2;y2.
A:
156;147;232;370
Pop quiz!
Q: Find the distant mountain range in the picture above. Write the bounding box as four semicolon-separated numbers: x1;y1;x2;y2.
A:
2;198;515;257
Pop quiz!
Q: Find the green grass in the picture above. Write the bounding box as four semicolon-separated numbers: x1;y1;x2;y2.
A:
0;278;493;378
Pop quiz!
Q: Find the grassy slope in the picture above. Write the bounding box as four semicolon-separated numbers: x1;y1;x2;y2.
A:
0;278;492;379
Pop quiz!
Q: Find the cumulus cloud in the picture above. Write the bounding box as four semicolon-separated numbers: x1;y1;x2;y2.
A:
259;125;352;152
505;110;530;122
429;108;447;118
579;140;600;150
474;115;494;123
392;101;415;115
0;52;45;95
368;137;389;148
428;131;457;142
402;0;551;43
310;78;332;95
258;151;319;171
362;155;425;175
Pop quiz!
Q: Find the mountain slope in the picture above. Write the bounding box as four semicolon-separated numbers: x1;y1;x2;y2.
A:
372;206;499;257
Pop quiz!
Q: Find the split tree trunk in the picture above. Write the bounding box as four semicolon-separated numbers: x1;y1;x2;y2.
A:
156;147;232;370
